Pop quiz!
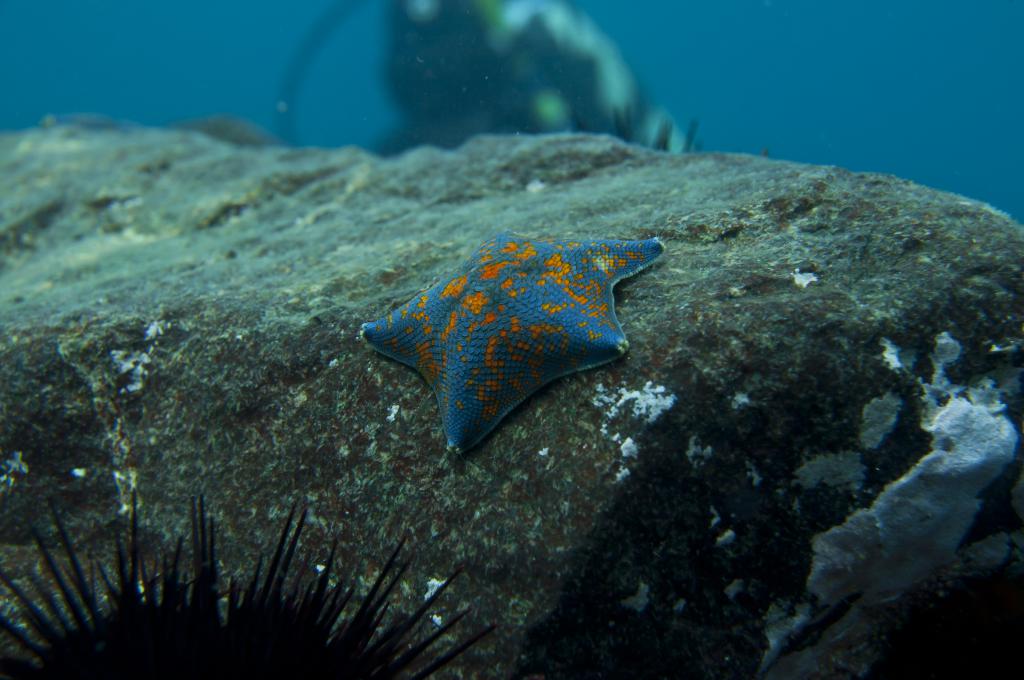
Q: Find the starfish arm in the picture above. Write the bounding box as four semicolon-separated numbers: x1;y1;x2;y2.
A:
439;319;628;451
360;295;449;387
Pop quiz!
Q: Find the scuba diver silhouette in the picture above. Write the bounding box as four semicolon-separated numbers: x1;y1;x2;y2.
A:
276;0;690;153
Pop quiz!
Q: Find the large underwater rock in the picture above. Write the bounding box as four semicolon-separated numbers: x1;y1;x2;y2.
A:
1;125;1022;678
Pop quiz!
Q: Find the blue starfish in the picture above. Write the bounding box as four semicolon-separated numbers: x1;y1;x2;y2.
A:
360;232;664;452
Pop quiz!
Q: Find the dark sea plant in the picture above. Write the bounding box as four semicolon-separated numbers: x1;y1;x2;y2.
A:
0;497;493;679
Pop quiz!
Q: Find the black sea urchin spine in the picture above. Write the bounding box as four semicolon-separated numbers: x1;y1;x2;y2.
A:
0;497;494;679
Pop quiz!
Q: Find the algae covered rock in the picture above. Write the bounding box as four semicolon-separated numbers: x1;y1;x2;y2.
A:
1;124;1022;678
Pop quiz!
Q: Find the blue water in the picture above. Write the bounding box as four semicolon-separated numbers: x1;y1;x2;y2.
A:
1;0;1020;219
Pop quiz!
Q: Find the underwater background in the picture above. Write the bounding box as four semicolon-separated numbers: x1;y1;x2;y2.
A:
3;3;1024;678
1;0;1021;219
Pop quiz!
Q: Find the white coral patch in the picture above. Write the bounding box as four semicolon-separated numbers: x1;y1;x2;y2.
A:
880;337;908;371
731;392;751;409
594;381;677;465
716;528;736;547
724;579;745;600
859;392;902;449
686;436;714;468
1;451;28;493
791;269;818;288
746;461;763;487
423;577;446;600
110;349;151;393
620;581;650;612
144;319;166;341
593;381;677;424
807;378;1018;606
794;451;865;492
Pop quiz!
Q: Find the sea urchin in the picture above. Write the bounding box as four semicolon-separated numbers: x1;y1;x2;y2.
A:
0;497;493;679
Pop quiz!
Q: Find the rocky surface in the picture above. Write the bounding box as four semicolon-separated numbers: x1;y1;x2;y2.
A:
1;124;1022;678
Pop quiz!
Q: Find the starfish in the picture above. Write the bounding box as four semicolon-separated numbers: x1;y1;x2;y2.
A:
360;232;664;452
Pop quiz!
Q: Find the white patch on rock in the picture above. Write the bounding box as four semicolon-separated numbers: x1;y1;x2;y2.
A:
760;602;812;673
724;579;745;600
961;532;1013;571
794;451;865;492
423;577;446;600
593;381;677;425
967;378;1009;414
112;468;138;515
806;333;1019;606
880;337;913;371
715;528;736;547
1;451;28;494
731;392;751;409
593;381;677;461
686;436;713;468
144;319;166;341
858;392;902;449
620;581;650;612
746;461;763;487
791;269;818;288
932;330;962;369
110;349;151;393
